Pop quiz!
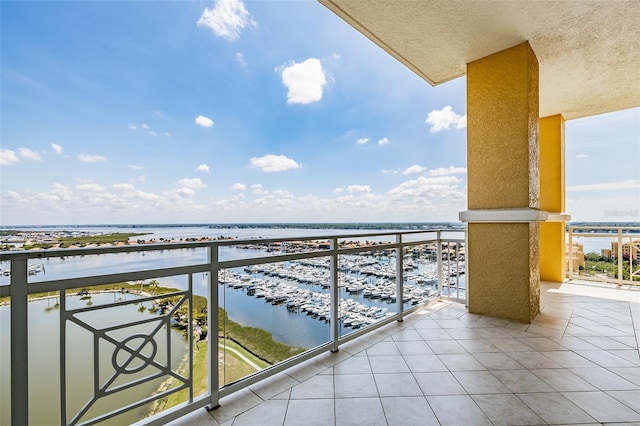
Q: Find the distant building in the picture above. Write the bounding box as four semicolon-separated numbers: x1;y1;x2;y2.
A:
610;240;640;261
565;242;584;271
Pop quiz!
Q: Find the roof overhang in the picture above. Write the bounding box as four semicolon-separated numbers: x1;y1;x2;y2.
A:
319;0;640;120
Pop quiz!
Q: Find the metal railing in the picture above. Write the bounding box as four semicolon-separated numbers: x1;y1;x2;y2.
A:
567;225;640;285
0;229;465;425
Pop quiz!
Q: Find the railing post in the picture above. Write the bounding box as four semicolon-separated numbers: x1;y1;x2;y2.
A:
330;238;339;352
208;245;220;409
60;289;67;425
465;229;469;307
617;228;623;285
437;231;443;297
10;258;29;426
568;227;573;279
395;234;403;321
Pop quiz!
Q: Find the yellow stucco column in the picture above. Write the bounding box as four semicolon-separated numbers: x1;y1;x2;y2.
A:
464;42;540;323
539;115;566;282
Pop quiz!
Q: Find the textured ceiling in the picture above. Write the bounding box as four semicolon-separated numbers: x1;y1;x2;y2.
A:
319;0;640;120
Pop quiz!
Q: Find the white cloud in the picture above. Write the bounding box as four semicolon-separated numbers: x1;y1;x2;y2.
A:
387;176;465;209
378;137;389;145
76;183;105;191
332;53;341;60
236;52;247;68
249;154;300;172
113;183;135;191
356;138;369;145
51;144;63;155
195;164;210;173
142;123;150;130
1;149;20;165
251;184;266;195
576;154;588;159
128;164;145;170
195;115;214;128
129;124;137;130
426;105;467;132
403;165;426;175
177;178;207;189
279;58;327;104
334;185;371;194
78;154;106;163
18;148;42;161
197;0;256;41
164;132;172;138
427;166;467;177
567;180;640;192
230;183;247;191
175;187;195;197
147;131;158;137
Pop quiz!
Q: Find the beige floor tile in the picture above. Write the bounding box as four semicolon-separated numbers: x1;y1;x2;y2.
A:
471;352;524;370
426;339;467;354
471;393;544;425
411;318;442;329
427;395;492;425
390;328;423;341
518;337;568;351
554;336;600;350
380;396;439;426
443;328;482;339
417;328;454;340
492;369;555;393
248;372;299;400
210;388;264;424
486;337;534;352
437;353;486;371
531;368;597;391
290;374;334;399
393;340;434;355
368;355;410;373
333;355;372;375
575;349;638;367
373;372;422;397
335;397;386;426
562;391;640;423
516;392;596;424
606;389;640;413
538;350;599;368
413;371;467;396
231;400;288;426
452;371;511;394
403;354;448;373
334;373;378;398
570;366;639;390
506;351;563;369
366;341;401;356
456;338;501;353
284;399;334;426
609;366;640;387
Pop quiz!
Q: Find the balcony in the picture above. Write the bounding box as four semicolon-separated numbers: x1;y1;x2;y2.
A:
2;227;639;425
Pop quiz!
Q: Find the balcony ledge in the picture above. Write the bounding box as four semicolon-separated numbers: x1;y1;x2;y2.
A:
459;208;571;223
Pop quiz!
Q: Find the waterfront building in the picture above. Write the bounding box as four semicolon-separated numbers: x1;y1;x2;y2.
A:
565;242;584;271
610;240;640;261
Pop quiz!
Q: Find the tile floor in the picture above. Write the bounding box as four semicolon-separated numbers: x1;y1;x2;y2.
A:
171;281;640;426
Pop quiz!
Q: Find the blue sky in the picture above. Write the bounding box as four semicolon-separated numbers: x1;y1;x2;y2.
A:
1;0;638;226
